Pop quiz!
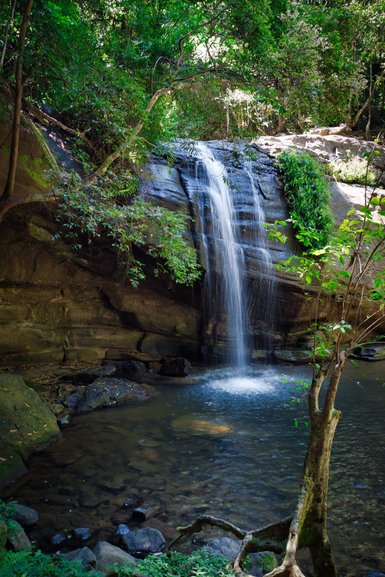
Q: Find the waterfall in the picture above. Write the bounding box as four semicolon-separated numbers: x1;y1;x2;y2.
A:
145;139;281;366
195;142;247;367
245;162;276;353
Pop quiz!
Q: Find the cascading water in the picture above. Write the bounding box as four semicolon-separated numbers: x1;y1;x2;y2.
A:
193;142;276;366
195;142;247;367
145;139;283;366
245;161;276;352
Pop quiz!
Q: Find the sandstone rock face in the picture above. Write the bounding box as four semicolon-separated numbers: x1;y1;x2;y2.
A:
0;211;201;366
1;98;381;368
0;374;60;489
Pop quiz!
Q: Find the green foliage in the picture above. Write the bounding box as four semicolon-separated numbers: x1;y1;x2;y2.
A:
117;549;237;577
327;155;379;187
277;151;333;249
0;500;19;534
56;175;200;287
0;549;103;577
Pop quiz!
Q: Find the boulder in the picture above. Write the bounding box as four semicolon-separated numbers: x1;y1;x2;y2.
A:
204;536;240;559
0;374;60;490
64;547;96;569
107;360;147;382
121;527;166;557
160;357;192;377
94;541;138;573
10;504;39;527
353;344;385;361
7;521;32;551
273;349;313;363
77;378;151;413
204;537;277;576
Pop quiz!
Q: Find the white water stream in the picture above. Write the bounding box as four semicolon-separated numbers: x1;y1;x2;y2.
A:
195;142;247;367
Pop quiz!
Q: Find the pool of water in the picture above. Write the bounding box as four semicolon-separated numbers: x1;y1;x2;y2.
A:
5;362;385;575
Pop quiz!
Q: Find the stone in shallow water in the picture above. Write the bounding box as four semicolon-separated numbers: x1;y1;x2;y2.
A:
49;532;69;547
121;527;166;557
72;527;91;541
77;378;151;413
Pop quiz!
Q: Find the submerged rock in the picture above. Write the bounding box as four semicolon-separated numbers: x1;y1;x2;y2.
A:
77;377;151;413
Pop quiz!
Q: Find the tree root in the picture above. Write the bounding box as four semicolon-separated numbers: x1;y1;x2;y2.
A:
263;561;306;577
169;514;292;576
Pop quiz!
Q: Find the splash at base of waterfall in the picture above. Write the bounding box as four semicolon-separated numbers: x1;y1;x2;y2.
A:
203;367;280;395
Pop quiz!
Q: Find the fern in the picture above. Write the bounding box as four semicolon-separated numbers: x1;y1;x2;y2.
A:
0;549;103;577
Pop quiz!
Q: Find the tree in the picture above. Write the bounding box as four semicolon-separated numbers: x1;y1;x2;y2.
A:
1;0;34;204
170;147;385;577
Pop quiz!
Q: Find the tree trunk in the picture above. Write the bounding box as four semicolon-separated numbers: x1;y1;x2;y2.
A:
2;0;34;201
265;362;344;577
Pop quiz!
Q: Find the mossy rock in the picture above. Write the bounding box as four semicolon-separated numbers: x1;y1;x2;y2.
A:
0;374;60;489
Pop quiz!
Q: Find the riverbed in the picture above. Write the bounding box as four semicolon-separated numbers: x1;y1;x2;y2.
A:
6;362;385;575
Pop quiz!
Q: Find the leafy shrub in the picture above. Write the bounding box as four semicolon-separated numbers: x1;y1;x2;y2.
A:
0;550;103;577
277;151;333;249
117;549;237;577
56;175;201;287
327;155;378;186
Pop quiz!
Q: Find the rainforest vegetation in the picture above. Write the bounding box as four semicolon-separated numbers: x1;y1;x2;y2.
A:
1;0;384;283
1;2;385;577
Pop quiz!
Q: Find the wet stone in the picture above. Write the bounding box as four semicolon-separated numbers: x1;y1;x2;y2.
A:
115;524;130;536
65;392;83;409
11;504;39;527
49;531;69;547
72;527;91;541
121;527;166;557
132;503;162;522
77;378;151;413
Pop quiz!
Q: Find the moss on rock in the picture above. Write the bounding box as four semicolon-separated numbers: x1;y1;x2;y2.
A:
0;374;60;490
